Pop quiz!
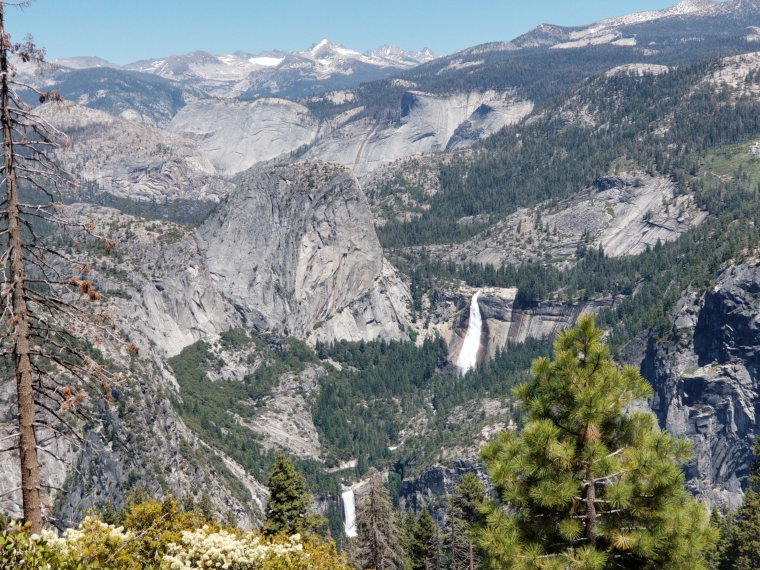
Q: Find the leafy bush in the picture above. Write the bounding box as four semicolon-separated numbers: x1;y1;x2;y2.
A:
0;498;354;569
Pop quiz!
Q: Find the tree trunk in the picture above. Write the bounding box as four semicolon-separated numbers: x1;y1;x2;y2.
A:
0;3;42;533
584;468;597;547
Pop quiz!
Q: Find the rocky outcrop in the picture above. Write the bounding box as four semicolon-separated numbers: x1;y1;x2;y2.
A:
242;365;325;460
429;173;707;268
399;460;489;522
0;364;267;529
170;99;320;175
37;102;234;204
642;261;760;508
302;91;532;178
197;162;411;344
169;90;532;178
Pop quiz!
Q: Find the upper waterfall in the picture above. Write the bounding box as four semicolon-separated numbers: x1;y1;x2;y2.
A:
456;291;482;374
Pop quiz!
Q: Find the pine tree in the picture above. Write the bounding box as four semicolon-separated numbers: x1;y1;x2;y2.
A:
408;509;443;570
713;437;760;570
357;469;405;570
263;453;311;536
479;314;716;569
448;472;486;570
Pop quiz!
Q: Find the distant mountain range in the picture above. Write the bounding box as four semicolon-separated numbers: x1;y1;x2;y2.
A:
51;39;436;99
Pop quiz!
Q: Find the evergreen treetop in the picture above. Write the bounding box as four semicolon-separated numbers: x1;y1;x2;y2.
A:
479;314;716;570
263;453;311;536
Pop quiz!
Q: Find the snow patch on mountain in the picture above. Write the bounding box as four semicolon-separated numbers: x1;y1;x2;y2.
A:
591;0;721;30
522;0;725;50
53;56;120;69
437;59;484;74
552;32;624;49
119;40;436;99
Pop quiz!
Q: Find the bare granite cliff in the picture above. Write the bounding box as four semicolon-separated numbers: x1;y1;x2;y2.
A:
641;260;760;508
169;90;532;178
196;162;411;344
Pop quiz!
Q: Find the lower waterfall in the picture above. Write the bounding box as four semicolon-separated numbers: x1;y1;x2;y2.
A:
456;290;482;374
341;488;357;537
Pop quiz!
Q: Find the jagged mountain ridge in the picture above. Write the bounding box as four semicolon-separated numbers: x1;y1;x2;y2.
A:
54;39;436;101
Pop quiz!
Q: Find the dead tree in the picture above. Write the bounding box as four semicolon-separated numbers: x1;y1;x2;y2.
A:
0;1;125;533
356;469;405;570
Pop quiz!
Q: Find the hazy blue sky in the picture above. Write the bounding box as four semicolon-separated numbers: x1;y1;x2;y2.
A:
8;0;712;64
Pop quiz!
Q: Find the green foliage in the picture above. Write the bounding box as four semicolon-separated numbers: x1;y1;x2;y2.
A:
448;472;487;570
263;453;313;536
314;338;448;466
0;520;69;569
407;509;443;570
168;331;335;499
479;315;716;569
712;437;760;569
314;335;546;475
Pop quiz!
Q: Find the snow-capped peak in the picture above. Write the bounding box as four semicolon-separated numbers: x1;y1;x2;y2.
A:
307;39;362;60
365;45;437;66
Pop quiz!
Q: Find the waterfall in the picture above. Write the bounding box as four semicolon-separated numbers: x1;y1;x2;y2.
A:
341;488;357;538
456;290;482;374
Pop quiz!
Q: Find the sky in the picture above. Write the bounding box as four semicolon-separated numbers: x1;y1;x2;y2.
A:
7;0;716;65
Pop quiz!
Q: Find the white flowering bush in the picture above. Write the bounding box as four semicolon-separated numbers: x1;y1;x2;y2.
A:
163;527;303;569
43;515;133;559
3;499;353;570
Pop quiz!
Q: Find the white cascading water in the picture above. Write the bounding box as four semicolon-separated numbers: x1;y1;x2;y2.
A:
341;488;357;538
456;291;482;374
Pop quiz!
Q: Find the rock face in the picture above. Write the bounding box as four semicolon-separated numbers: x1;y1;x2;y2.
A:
243;365;325;460
197;162;410;343
170;99;320;175
642;260;760;508
420;286;617;365
81;162;410;357
37;102;234;204
399;460;489;523
169;91;532;178
430;173;707;269
0;358;268;529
